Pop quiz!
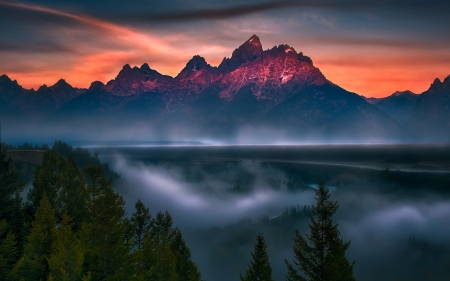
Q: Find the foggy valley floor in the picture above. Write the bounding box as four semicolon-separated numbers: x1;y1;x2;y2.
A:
87;144;450;281
6;143;450;281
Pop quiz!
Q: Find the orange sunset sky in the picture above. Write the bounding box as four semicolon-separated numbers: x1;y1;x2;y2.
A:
0;0;449;98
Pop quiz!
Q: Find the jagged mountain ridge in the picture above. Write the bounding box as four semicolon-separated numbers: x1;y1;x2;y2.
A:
407;76;450;141
0;75;85;118
0;35;427;141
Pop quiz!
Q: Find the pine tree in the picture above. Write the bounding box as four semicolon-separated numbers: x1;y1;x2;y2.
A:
84;168;130;281
152;211;176;245
150;242;178;281
285;180;355;281
139;232;156;281
171;229;203;281
144;211;202;281
28;151;90;230
130;200;152;277
0;220;18;281
48;214;86;281
148;211;178;281
240;233;274;281
59;155;89;231
0;145;25;256
27;150;65;218
15;194;56;281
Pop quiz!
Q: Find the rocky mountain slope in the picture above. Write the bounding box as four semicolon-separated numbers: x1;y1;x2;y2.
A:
3;35;441;142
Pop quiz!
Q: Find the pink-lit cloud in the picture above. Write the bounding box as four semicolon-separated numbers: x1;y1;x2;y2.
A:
0;1;449;97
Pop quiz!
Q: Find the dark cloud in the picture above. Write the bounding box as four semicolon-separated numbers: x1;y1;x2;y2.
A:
0;3;82;27
309;35;450;50
0;41;74;54
116;0;450;23
126;1;300;22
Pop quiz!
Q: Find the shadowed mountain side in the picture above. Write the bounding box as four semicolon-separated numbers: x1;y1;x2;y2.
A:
52;88;167;125
265;83;401;141
0;74;85;119
407;76;450;141
48;79;401;142
366;91;419;124
0;35;428;142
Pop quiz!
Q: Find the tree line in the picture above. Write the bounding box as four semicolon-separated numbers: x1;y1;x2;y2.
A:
0;144;202;281
0;142;356;281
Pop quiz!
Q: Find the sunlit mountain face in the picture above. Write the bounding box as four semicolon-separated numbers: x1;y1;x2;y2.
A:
1;0;450;143
1;33;449;143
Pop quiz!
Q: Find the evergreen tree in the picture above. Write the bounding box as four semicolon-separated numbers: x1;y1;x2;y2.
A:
150;241;178;281
285;180;355;281
139;232;156;281
28;151;89;230
48;214;87;281
59;155;89;231
27;150;65;218
171;229;203;281
84;168;130;281
130;200;152;276
240;233;274;281
0;220;18;281
152;211;176;245
0;145;25;255
15;194;56;281
83;165;104;203
145;211;202;281
148;211;178;281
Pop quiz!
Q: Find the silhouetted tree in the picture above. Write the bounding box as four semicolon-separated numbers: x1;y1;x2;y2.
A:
130;200;152;277
48;214;87;281
240;233;274;281
0;146;25;255
171;228;203;281
145;210;203;281
0;220;18;281
84;169;130;281
285;180;355;281
149;211;178;281
15;194;56;281
59;155;89;231
27;150;65;218
1;142;203;281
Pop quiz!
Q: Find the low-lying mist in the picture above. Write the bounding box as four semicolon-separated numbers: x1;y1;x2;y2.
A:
114;158;316;226
339;192;450;281
1;118;406;145
110;155;450;281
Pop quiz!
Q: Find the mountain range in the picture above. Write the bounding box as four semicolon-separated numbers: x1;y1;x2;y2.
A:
1;35;449;143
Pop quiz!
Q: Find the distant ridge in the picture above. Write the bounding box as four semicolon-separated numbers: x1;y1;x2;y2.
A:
365;91;419;124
